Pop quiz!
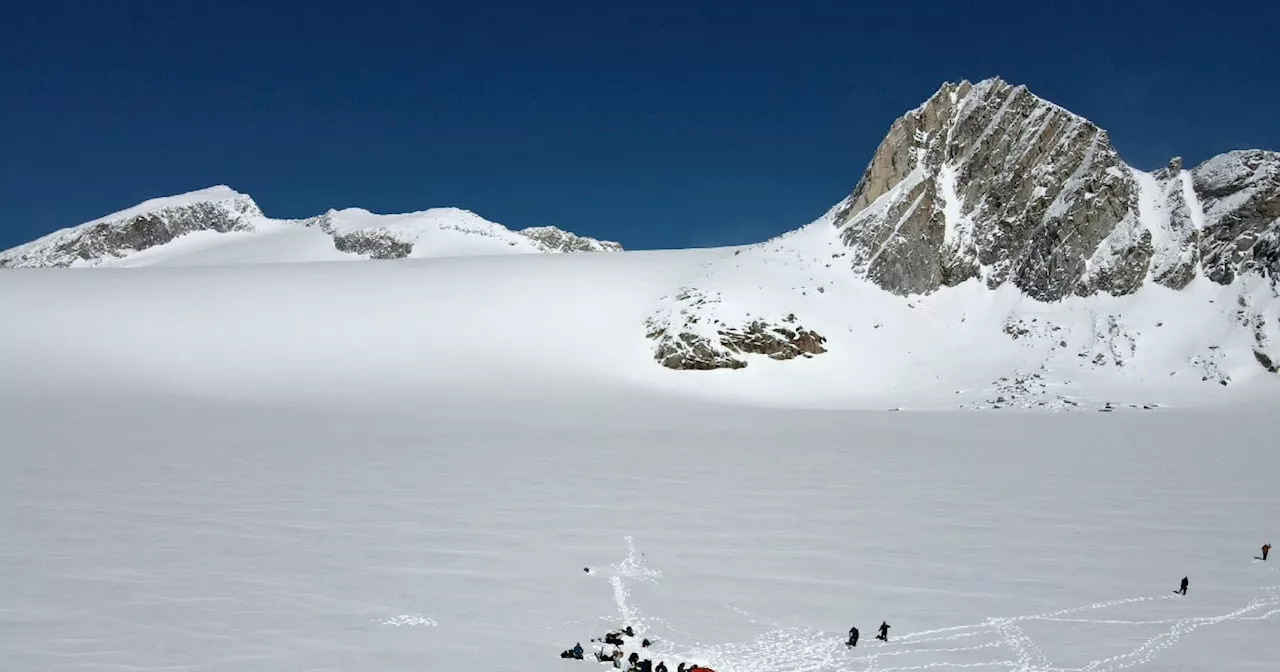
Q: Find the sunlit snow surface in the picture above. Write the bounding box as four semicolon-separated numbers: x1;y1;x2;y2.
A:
1;244;1278;670
2;391;1277;671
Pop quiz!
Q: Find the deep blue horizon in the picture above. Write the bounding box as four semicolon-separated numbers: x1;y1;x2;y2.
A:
2;0;1277;252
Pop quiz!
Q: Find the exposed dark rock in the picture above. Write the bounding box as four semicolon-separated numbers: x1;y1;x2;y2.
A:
647;319;828;370
649;328;746;370
719;321;828;361
1254;349;1278;373
1193;150;1280;284
0;193;261;268
331;231;414;259
518;226;623;252
645;294;828;370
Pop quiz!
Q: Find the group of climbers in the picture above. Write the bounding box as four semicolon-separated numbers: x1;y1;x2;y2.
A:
562;624;714;672
845;621;890;647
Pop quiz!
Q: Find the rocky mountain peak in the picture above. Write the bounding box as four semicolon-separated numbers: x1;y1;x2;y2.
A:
835;77;1139;301
833;78;1280;302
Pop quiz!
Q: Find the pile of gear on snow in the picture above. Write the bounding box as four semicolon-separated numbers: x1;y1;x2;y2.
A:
559;625;715;671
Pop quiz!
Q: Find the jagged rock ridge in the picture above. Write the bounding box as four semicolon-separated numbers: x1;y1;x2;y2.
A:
834;77;1280;301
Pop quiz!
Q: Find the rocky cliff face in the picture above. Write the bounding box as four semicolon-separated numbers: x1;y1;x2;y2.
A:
1191;150;1280;284
835;78;1280;301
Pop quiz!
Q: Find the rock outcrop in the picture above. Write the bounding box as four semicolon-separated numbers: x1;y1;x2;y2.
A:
1;190;623;268
835;77;1280;301
647;317;827;370
0;187;262;268
519;226;623;253
330;230;415;259
644;289;827;370
1192;150;1280;284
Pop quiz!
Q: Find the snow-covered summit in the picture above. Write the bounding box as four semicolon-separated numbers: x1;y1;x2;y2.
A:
0;185;265;268
0;188;622;268
83;185;258;226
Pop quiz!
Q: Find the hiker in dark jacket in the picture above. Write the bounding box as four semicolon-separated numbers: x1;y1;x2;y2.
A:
847;625;859;647
876;621;890;641
1264;543;1271;561
1178;576;1189;595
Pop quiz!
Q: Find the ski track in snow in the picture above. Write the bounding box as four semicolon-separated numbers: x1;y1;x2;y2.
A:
591;542;1280;672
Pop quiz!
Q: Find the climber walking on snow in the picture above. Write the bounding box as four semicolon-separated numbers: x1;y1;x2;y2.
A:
1264;543;1271;561
847;625;859;647
1178;576;1189;595
876;621;890;642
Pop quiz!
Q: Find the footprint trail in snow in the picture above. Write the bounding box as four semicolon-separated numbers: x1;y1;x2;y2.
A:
591;541;1280;672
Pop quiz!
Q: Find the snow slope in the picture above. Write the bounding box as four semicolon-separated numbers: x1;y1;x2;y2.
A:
0;186;622;268
3;228;1279;409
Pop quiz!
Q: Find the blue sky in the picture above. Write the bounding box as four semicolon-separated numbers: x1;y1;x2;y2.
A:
2;0;1276;251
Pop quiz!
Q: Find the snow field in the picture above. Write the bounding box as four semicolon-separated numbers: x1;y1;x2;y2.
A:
3;238;1279;410
3;393;1275;671
2;204;1278;672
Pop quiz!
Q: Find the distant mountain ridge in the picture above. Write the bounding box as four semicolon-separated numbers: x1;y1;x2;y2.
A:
3;78;1279;405
0;186;621;268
